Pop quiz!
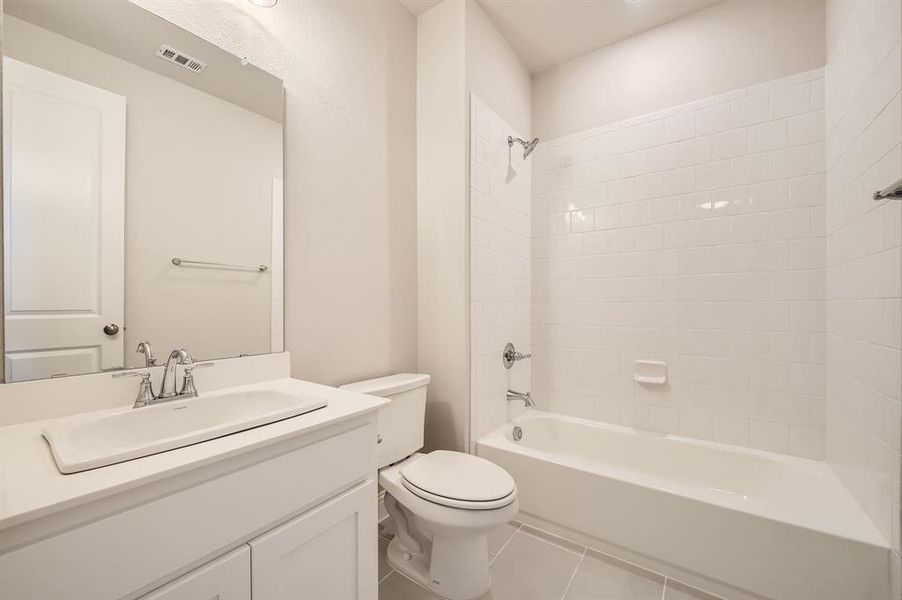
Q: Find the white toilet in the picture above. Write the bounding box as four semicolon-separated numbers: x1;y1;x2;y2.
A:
341;373;518;600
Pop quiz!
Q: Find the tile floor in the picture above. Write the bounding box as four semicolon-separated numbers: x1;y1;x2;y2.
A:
378;520;724;600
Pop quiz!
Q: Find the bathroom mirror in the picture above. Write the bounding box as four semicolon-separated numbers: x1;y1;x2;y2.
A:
1;0;284;382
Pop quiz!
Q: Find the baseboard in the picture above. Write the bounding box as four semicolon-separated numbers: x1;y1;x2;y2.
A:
515;511;765;600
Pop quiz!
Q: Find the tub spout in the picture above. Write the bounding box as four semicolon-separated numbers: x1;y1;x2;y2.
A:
507;389;534;408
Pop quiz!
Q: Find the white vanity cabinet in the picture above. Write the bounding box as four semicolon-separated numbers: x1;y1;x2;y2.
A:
138;546;251;600
135;481;375;600
0;412;381;600
137;477;376;600
250;481;377;599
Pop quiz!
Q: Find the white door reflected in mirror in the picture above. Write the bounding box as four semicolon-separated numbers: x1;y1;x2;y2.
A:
3;57;125;382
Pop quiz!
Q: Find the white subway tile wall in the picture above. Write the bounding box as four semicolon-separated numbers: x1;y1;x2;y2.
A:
470;95;532;443
530;69;828;459
824;0;901;558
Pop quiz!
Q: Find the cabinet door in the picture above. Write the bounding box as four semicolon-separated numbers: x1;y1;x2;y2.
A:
138;546;250;600
250;481;377;600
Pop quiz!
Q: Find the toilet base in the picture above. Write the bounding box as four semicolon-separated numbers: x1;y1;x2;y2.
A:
379;453;519;600
386;535;491;600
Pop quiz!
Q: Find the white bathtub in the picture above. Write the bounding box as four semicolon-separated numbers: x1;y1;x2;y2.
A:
477;411;891;600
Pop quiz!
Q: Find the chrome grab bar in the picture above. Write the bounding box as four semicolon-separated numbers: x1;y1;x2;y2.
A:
873;176;902;201
172;257;268;272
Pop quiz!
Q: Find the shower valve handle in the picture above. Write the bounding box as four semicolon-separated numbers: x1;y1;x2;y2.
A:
503;342;532;369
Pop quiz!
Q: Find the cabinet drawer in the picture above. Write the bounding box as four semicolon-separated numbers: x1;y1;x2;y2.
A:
138;546;250;600
0;421;375;600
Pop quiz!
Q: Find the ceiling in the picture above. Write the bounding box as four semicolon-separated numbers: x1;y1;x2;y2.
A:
400;0;722;74
5;0;283;122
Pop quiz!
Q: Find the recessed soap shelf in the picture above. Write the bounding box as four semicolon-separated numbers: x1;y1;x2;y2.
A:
634;360;667;385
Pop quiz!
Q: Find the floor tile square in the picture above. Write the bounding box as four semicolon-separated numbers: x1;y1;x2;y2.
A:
377;520;722;600
487;522;519;555
564;549;664;600
379;572;442;600
486;530;582;600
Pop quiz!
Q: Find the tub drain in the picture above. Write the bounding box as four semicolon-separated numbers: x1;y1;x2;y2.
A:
512;425;523;441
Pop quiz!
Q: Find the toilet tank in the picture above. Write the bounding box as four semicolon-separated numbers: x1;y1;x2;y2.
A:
340;373;430;469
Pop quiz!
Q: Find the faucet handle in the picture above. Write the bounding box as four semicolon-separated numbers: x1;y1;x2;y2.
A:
113;370;151;381
113;371;156;408
184;361;214;374
179;362;214;398
503;342;532;369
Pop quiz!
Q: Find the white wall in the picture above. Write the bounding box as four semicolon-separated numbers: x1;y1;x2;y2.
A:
824;0;901;573
4;15;281;366
532;0;825;141
469;95;532;444
416;0;534;450
417;0;469;452
531;69;828;458
465;0;531;137
132;0;419;386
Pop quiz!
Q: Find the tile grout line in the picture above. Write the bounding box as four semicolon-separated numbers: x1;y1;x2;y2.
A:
377;531;396;585
518;523;586;557
383;567;439;598
559;547;587;600
379;567;396;585
490;522;523;565
661;577;668;600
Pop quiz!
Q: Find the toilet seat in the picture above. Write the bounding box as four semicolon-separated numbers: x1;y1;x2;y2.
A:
400;450;517;510
401;479;517;510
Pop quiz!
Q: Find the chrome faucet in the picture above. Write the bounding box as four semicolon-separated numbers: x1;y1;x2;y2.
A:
158;348;195;399
507;389;535;408
136;340;157;367
112;351;214;408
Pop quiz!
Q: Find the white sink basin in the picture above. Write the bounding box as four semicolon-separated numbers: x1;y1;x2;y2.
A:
42;389;328;474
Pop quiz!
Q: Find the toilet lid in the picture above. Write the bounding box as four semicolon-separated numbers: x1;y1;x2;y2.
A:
400;451;516;507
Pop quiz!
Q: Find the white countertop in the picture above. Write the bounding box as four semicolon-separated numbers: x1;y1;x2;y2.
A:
0;377;386;532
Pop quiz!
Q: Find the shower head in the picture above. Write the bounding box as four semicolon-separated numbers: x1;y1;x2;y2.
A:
508;136;540;159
